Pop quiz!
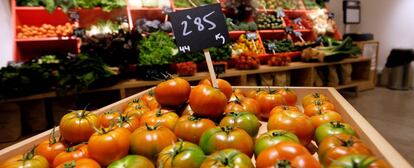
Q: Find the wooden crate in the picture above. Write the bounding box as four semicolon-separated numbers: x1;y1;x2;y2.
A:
0;87;410;167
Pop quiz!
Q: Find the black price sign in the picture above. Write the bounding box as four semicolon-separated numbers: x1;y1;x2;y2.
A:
170;4;230;53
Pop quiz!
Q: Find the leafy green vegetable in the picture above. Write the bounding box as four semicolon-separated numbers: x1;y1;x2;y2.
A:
17;0;126;13
138;31;177;66
302;37;361;62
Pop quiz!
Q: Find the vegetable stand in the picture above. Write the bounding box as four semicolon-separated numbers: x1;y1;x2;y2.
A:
0;87;410;167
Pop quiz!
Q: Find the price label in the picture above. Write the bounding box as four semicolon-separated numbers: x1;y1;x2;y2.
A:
246;32;257;40
73;28;85;38
162;6;173;14
276;8;286;18
267;42;276;50
293;18;302;25
68;11;80;22
284;26;293;34
170;4;230;53
293;31;303;38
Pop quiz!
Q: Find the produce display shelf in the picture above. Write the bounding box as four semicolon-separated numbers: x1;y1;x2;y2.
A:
0;87;410;167
0;57;372;103
16;37;77;42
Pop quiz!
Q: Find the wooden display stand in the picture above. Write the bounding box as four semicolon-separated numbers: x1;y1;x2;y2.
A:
0;87;410;167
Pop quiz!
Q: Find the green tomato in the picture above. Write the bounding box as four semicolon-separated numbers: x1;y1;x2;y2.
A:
315;121;356;144
199;126;254;157
329;154;389;168
200;149;254;168
254;130;300;157
108;155;154;168
219;112;262;137
157;141;205;168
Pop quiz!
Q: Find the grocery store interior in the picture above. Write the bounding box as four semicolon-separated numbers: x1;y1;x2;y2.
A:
0;0;413;167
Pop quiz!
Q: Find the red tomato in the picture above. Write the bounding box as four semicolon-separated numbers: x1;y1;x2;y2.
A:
139;90;160;110
154;77;191;107
114;112;140;132
199;78;233;100
256;142;321;168
189;85;228;119
277;88;297;106
256;90;286;119
318;134;372;166
53;144;89;168
56;158;101;168
310;109;343;129
98;110;120;128
59;110;99;144
130;124;177;161
174;115;216;144
269;105;300;117
139;108;179;130
304;100;336;116
268;109;314;146
35;128;67;165
224;96;260;116
88;127;131;166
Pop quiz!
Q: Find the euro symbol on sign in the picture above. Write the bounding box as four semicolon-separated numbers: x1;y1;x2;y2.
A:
215;33;225;44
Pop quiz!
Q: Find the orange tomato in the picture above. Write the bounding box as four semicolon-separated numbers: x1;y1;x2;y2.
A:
98;110;120;128
269;105;300;117
199;78;233;100
139;108;179;130
256;142;321;168
224;96;260;116
35;128;67;165
174;115;216;144
88;127;131;166
304;100;335;116
154;77;191;107
310;110;343;129
268;110;314;146
53;144;89;168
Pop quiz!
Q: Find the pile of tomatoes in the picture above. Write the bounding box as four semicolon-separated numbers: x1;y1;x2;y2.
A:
176;61;197;76
234;53;261;70
17;23;74;39
1;77;389;168
267;56;291;66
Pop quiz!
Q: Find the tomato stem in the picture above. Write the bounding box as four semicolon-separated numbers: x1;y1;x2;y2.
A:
145;122;161;131
23;146;36;160
275;160;292;168
63;161;76;168
272;131;286;137
330;121;344;128
156;109;162;117
188;115;200;122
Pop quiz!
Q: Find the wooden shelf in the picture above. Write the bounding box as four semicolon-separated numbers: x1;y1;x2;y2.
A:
0;57;372;103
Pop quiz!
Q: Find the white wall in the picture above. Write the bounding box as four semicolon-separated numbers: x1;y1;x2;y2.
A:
0;0;13;67
328;0;414;72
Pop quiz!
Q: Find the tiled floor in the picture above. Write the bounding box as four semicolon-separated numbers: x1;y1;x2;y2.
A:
344;87;414;165
1;87;413;165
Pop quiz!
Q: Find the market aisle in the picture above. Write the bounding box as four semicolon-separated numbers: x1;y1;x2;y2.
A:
344;87;414;165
